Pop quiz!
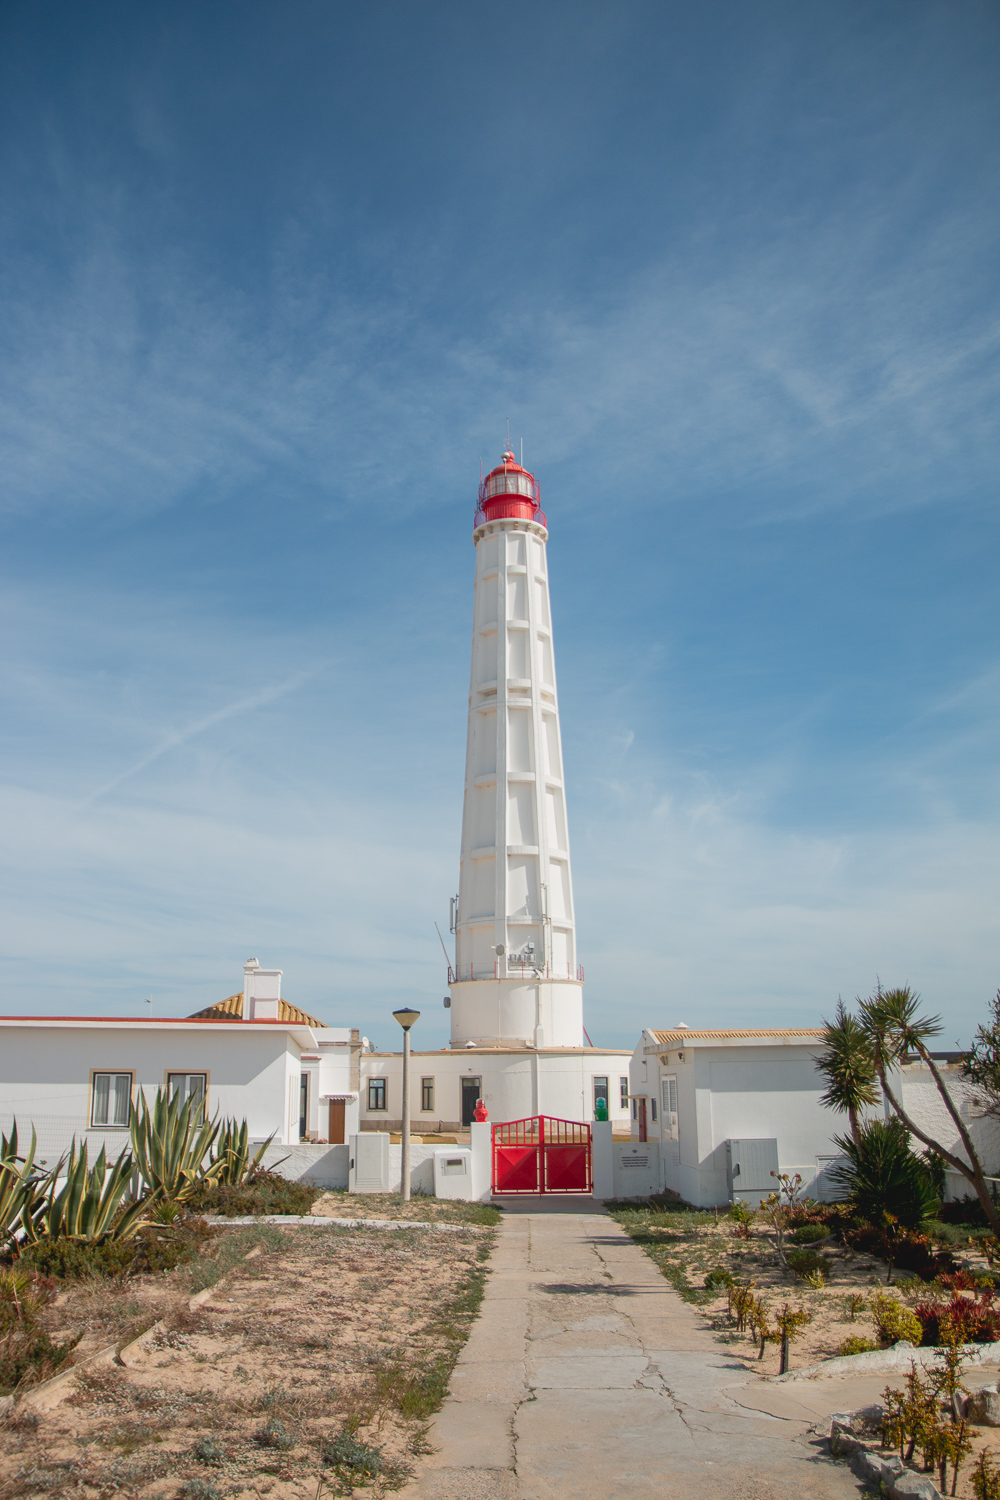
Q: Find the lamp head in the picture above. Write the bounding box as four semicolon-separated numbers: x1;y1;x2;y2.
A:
393;1007;421;1032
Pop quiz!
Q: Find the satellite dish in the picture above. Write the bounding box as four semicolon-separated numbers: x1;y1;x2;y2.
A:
361;1036;371;1051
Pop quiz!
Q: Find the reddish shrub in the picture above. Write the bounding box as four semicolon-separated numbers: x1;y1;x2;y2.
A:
937;1270;977;1293
844;1226;956;1281
914;1295;1000;1346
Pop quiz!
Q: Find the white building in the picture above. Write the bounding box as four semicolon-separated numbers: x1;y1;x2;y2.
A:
629;1025;1000;1207
0;959;360;1166
358;1044;632;1135
357;450;632;1133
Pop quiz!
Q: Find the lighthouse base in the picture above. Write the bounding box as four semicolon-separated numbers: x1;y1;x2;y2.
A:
448;977;584;1049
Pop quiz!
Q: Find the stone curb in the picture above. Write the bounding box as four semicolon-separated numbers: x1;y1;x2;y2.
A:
774;1338;1000;1382
830;1412;943;1499
205;1214;489;1233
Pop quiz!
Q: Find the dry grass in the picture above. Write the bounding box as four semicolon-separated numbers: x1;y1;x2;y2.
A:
309;1192;500;1227
0;1220;493;1498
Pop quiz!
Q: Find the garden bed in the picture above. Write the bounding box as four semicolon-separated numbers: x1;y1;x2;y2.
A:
606;1201;996;1379
0;1219;493;1498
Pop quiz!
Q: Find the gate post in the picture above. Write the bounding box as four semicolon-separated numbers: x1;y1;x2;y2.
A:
469;1120;491;1202
591;1118;613;1200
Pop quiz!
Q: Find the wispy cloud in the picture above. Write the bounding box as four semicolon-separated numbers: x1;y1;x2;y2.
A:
0;166;995;530
83;668;320;805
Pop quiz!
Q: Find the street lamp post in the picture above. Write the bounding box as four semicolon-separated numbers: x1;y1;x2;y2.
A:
392;1007;420;1202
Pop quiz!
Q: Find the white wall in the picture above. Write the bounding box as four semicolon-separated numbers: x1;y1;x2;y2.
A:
262;1141;349;1189
898;1062;1000;1179
360;1047;632;1130
0;1023;301;1160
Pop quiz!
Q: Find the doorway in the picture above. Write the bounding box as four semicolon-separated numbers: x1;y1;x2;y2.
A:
299;1074;308;1139
328;1099;346;1145
637;1097;648;1143
461;1076;482;1127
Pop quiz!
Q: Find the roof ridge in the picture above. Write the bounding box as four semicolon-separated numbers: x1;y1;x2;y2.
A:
188;994;327;1028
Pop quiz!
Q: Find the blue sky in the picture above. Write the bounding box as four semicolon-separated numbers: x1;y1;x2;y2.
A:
1;1;997;1050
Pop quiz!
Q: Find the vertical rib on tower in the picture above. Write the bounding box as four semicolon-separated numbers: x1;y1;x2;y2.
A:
450;451;583;1048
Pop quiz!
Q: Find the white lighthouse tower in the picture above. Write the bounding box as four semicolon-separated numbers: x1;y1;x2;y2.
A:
450;451;584;1049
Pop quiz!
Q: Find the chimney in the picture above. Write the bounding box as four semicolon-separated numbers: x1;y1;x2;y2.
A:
242;958;282;1020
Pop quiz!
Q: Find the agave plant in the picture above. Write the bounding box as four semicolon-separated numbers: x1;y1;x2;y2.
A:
130;1088;224;1205
26;1140;148;1243
0;1122;52;1253
210;1119;274;1188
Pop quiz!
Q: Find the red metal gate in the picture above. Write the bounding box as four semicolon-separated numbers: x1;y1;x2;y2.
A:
491;1116;592;1195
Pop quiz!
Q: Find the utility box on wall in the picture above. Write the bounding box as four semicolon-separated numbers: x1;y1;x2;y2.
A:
725;1138;779;1207
348;1132;389;1193
433;1147;474;1200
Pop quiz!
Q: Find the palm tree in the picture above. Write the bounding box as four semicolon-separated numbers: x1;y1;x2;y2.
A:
816;999;879;1143
858;984;1000;1237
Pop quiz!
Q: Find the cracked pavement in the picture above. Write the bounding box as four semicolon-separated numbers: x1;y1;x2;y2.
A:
407;1208;863;1499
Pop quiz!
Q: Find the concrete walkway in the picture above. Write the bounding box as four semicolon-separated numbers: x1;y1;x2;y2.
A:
408;1209;862;1500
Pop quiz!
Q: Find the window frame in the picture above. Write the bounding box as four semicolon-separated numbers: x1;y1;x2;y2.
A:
592;1076;609;1110
619;1076;629;1109
367;1077;388;1112
163;1070;209;1123
661;1075;679;1141
420;1076;435;1113
89;1070;134;1129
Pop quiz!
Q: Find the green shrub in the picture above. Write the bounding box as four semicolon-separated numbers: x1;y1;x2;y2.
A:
13;1218;215;1281
191;1437;225;1464
0;1329;79;1395
180;1482;221;1500
870;1289;922;1347
14;1237;140;1281
844;1224;956;1281
704;1267;734;1292
255;1418;294;1451
790;1224;830;1245
838;1334;878;1356
728;1200;754;1225
786;1247;833;1282
322;1431;384;1480
938;1196;992;1228
184;1169;319;1218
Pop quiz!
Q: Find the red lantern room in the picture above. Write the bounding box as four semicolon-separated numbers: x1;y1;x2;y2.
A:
475;450;546;531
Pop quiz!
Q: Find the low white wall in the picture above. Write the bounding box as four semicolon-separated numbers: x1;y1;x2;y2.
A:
386;1144;442;1197
263;1142;349;1189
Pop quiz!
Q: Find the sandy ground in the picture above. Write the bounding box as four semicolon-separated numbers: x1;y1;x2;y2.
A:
308;1193;497;1226
0;1220;492;1499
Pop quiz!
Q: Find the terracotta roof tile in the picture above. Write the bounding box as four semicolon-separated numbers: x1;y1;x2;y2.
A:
650;1028;823;1043
188;993;326;1028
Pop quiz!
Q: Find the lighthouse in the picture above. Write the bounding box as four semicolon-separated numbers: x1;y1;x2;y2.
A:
354;449;631;1136
449;451;584;1049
